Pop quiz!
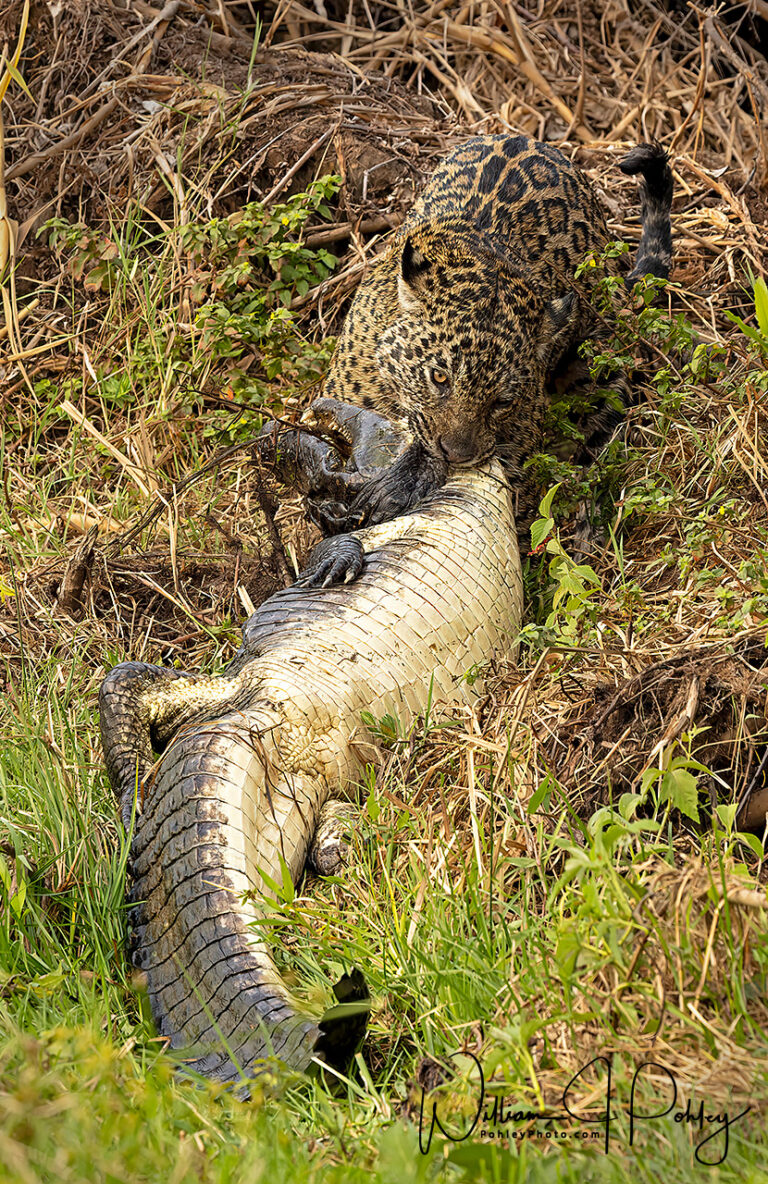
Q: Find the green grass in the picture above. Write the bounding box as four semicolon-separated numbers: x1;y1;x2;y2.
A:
1;652;768;1182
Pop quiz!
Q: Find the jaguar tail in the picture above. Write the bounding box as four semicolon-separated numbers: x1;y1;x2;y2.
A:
619;142;674;285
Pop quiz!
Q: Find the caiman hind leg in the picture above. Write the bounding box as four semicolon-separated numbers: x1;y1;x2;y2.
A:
99;662;243;827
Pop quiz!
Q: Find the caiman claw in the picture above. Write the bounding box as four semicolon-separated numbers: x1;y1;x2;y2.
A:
295;534;365;589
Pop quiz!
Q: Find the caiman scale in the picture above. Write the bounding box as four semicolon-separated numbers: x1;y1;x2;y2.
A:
99;414;523;1084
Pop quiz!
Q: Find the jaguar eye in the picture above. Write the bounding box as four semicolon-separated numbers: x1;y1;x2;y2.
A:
431;368;449;386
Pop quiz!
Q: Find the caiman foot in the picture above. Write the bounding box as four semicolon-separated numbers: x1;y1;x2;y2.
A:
295;535;365;590
308;800;355;876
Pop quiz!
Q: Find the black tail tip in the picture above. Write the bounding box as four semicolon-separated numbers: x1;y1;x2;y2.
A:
618;141;668;176
314;969;370;1072
618;142;673;201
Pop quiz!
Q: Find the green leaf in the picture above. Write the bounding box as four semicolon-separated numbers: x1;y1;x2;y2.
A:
573;562;601;586
5;60;33;101
256;864;287;900
530;515;553;549
618;792;643;819
739;831;764;860
538;482;561;519
526;778;551;813
663;766;699;821
30;966;68;994
670;754;710;774
602;824;629;854
715;803;738;832
277;852;295;904
10;878;26;918
365;788;380;822
640;766;662;796
754;276;768;339
724;310;767;349
554;927;580;975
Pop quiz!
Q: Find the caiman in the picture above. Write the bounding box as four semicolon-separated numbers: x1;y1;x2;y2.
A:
99;402;523;1085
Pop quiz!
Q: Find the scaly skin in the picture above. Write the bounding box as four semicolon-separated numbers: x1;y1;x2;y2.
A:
100;460;523;1084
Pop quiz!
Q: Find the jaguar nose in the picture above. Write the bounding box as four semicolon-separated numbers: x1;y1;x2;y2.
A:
437;434;481;465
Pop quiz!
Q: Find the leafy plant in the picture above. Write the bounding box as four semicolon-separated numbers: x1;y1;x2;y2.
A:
180;176;341;377
640;743;707;823
725;271;768;357
527;483;601;645
41;220;121;291
39;176;342;437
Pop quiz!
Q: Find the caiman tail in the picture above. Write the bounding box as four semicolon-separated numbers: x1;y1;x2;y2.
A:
99;462;523;1082
100;669;369;1082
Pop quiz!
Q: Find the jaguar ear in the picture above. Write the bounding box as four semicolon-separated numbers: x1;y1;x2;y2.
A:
398;237;432;311
536;291;578;364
